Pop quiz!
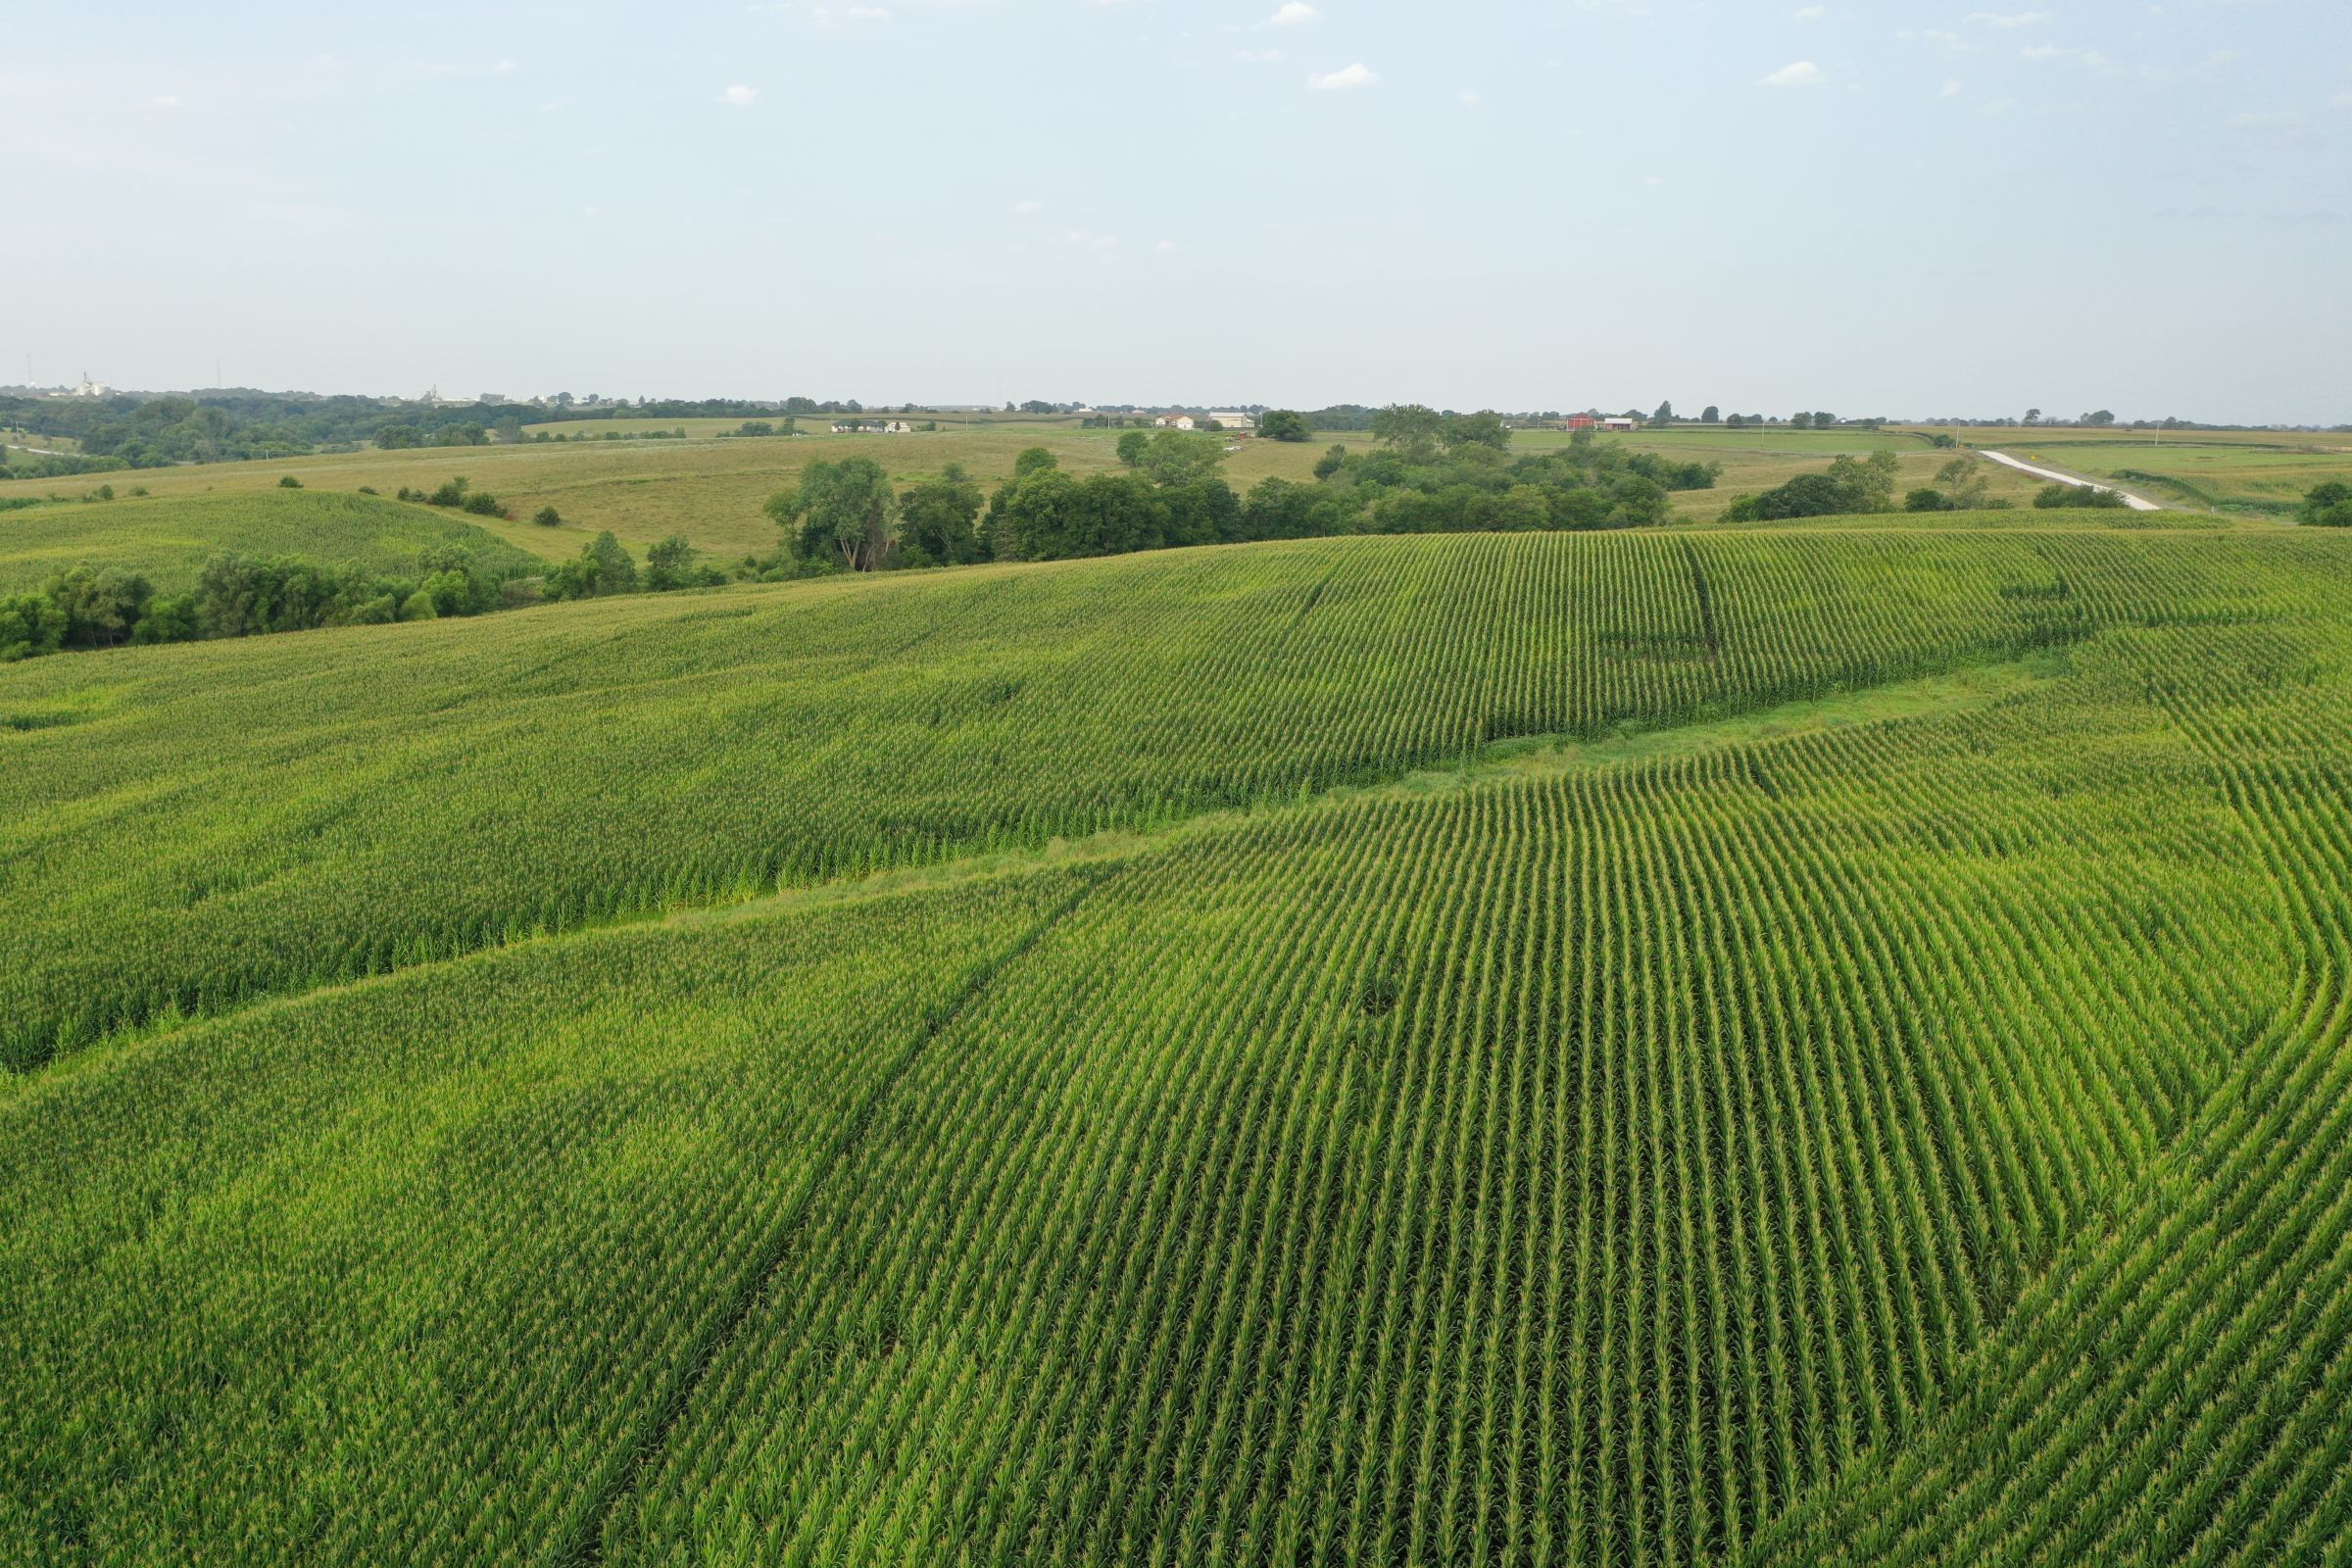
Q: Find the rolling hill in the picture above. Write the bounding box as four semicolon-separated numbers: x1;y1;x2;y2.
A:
4;514;2349;1565
0;489;540;596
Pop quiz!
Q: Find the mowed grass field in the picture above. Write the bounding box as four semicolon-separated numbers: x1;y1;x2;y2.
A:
0;421;2073;561
7;517;2352;1564
1909;424;2352;514
0;490;539;594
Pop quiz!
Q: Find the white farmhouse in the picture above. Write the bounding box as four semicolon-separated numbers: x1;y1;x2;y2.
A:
1154;413;1197;430
1205;412;1256;430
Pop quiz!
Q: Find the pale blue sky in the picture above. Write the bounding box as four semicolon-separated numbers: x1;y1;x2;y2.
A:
5;0;2346;420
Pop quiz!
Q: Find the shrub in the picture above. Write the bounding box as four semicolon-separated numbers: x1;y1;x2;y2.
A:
427;478;469;508
461;491;505;518
532;506;563;527
278;475;303;489
2301;482;2352;527
2034;483;2129;511
1750;472;1851;520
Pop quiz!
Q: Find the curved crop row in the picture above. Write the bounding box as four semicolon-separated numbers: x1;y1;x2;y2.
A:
599;652;2276;1566
4;526;2328;1071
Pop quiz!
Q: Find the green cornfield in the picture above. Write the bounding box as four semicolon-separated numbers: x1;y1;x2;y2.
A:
4;514;2350;1565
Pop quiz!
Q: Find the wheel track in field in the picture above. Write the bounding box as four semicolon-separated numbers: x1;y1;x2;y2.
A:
557;873;1101;1567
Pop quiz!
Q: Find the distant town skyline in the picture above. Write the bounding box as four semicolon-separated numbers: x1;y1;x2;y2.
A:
7;0;2347;423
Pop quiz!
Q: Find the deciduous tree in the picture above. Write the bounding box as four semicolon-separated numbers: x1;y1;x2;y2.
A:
766;457;899;571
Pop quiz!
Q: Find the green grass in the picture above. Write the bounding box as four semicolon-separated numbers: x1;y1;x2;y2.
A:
1888;425;2352;515
2007;440;2352;514
0;419;2042;556
0;421;1356;564
6;518;2352;1564
0;489;541;595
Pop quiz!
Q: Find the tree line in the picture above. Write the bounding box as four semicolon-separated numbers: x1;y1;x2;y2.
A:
0;390;875;469
759;406;1718;576
1;518;727;664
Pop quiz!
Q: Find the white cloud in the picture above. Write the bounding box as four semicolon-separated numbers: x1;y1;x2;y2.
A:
1459;88;1483;106
1269;2;1318;23
2021;43;2071;62
1794;4;1826;19
1762;60;1825;88
1154;237;1179;252
1941;78;1963;96
2332;90;2352;110
1307;63;1379;90
1059;229;1118;252
847;3;889;15
2230;109;2302;128
1967;10;2050;24
416;57;520;79
150;94;181;110
718;83;759;107
1010;198;1045;215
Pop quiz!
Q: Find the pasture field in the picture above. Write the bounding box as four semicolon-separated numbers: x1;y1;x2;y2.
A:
1518;428;2049;520
0;423;1366;563
1900;425;2352;514
0;420;2076;564
1998;439;2352;514
0;489;539;594
7;515;2352;1565
2;429;83;456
